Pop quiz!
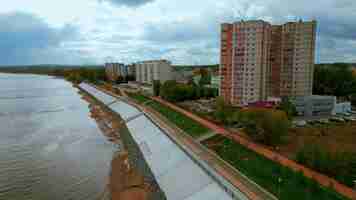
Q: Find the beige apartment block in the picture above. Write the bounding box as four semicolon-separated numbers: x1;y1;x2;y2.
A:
220;20;316;106
105;63;127;82
271;20;317;97
135;60;175;84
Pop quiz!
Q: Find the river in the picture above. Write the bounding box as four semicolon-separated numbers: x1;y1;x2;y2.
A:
0;73;117;200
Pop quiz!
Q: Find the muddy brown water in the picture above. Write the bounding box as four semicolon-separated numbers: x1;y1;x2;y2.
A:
0;73;118;200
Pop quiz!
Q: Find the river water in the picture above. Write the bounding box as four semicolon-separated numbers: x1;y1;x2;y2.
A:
0;73;117;200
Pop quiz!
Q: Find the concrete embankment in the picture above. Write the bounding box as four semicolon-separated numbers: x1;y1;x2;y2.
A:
79;88;151;200
78;83;245;200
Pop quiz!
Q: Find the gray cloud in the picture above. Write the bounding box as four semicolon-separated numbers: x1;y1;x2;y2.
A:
99;0;154;7
139;10;235;64
0;12;88;65
139;0;356;64
249;0;356;63
2;0;354;66
143;21;217;43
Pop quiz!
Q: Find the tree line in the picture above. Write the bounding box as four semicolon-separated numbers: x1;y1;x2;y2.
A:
0;66;107;84
154;80;218;102
314;63;356;104
213;97;290;147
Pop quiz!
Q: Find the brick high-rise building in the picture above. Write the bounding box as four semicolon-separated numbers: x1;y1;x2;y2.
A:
271;20;317;97
220;20;272;105
220;20;316;106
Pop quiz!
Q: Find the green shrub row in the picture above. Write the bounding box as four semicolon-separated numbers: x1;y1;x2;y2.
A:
205;135;350;200
126;92;151;104
147;101;210;138
160;80;218;102
127;92;210;138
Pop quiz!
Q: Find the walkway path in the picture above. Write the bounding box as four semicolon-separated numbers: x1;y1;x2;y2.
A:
136;102;276;200
97;86;277;200
196;131;218;143
151;97;356;200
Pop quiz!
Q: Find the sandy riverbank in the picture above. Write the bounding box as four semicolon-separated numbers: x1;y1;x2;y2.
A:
79;90;151;200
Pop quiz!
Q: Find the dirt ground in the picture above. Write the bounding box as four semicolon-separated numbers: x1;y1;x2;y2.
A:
110;152;150;200
218;114;356;160
80;90;151;200
278;122;356;158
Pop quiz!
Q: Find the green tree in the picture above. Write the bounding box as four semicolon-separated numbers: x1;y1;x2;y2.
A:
115;76;125;84
199;69;211;86
261;110;290;146
314;63;356;97
241;109;290;146
192;83;202;99
153;80;161;96
351;93;356;106
279;97;297;119
214;97;234;123
160;80;179;102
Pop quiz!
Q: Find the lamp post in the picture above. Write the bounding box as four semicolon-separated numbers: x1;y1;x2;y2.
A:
278;177;283;198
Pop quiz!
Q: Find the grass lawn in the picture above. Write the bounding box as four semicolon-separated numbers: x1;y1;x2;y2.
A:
126;92;151;104
127;92;210;138
146;101;210;138
203;135;350;200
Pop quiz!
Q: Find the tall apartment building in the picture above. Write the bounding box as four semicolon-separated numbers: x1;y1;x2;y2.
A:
135;60;175;84
220;20;316;105
271;21;317;97
127;64;136;77
220;20;272;105
105;63;127;82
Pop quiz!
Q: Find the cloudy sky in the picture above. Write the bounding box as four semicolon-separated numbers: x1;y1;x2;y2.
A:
0;0;355;65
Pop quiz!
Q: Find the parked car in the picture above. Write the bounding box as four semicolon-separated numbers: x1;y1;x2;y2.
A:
344;116;356;122
307;120;315;125
295;120;307;127
330;117;345;122
319;119;329;124
342;113;352;117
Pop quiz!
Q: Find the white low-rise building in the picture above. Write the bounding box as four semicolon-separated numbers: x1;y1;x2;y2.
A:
135;60;175;84
333;102;352;115
294;95;352;117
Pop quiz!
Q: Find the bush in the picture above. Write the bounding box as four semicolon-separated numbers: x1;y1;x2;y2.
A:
278;97;297;119
214;97;234;124
296;145;356;187
160;80;179;102
160;81;217;102
202;87;218;99
260;110;290;146
126;92;150;104
240;109;290;146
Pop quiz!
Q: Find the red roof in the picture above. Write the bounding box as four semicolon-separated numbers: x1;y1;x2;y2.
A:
248;101;275;108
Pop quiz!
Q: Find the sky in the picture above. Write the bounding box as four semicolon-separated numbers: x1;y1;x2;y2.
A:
0;0;355;65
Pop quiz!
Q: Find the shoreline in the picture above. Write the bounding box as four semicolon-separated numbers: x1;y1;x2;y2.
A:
78;89;151;200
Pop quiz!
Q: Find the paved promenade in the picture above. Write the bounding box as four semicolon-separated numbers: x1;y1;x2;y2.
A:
151;96;356;200
139;105;276;200
97;86;276;200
